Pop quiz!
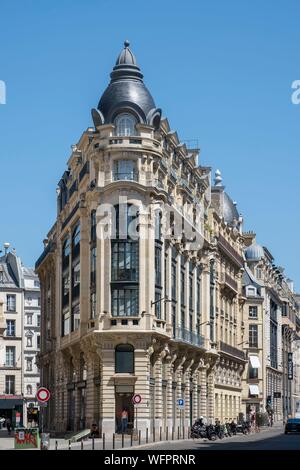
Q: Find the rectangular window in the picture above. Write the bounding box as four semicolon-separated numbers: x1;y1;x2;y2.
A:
72;262;80;298
189;274;193;312
5;375;15;394
6;346;16;367
26;336;32;347
181;270;185;306
90;292;96;319
112;287;138;317
6;320;15;337
6;294;16;312
71;304;80;331
90;247;97;285
249;324;258;348
249;366;258;379
171;261;177;301
27;314;33;325
249;306;258;319
172;304;176;338
155;245;162;287
62;309;70;336
37;335;41;349
113;160;137;181
155;291;161;319
37;315;41;327
111;241;138;282
26;357;33;371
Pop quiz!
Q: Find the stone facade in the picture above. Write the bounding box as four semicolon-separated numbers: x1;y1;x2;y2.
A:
35;42;300;436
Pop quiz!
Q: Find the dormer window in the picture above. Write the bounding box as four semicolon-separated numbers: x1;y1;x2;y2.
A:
115;113;136;136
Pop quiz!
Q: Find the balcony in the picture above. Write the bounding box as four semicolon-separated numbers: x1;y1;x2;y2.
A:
219;272;238;297
174;327;205;348
35;240;56;269
217;234;244;268
79;161;90;182
218;341;246;361
113;171;138;182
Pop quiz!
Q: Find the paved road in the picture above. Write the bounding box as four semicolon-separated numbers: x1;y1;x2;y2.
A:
1;424;299;450
137;425;300;450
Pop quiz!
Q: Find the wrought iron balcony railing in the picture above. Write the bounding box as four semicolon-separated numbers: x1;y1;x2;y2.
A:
113;171;138;182
218;341;246;360
174;326;205;348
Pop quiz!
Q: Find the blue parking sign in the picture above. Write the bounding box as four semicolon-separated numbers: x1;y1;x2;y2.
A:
177;398;185;408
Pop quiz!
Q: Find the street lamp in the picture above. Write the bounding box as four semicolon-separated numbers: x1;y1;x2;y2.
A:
151;297;172;308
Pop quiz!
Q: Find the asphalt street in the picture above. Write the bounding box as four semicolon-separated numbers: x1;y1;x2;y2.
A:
0;424;299;450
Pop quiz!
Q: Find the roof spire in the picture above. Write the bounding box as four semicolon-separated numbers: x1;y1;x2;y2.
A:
214;169;223;186
111;40;143;82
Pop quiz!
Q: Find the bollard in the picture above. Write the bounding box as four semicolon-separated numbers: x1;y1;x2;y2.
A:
166;427;168;441
138;430;141;445
55;440;58;451
68;440;71;450
81;440;83;450
183;426;185;440
131;432;133;447
160;427;162;441
172;427;174;440
188;427;190;439
177;426;180;440
103;433;105;450
153;427;155;443
92;436;95;450
113;433;115;450
146;428;149;444
122;432;124;448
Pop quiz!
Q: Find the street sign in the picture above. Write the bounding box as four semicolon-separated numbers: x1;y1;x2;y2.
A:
132;394;142;405
36;387;51;403
288;352;293;380
177;398;185;409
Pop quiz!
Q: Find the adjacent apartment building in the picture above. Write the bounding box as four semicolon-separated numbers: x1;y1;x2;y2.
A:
0;246;41;427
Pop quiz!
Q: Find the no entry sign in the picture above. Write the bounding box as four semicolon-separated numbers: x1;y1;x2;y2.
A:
36;387;50;403
132;394;142;405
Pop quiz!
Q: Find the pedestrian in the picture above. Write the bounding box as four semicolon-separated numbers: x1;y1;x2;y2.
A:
121;408;128;434
6;417;12;436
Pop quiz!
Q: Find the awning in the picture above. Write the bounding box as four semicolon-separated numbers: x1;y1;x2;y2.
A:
249;356;261;368
0;398;24;409
249;385;260;396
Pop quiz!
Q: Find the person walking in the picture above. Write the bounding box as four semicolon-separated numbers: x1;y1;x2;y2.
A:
6;417;12;436
121;408;128;434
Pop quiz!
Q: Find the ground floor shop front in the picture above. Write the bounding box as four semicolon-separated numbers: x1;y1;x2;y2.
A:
39;335;247;435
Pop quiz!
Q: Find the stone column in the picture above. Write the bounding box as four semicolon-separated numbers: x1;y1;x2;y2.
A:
207;368;215;422
199;366;207;418
154;353;163;430
97;344;115;434
134;346;151;433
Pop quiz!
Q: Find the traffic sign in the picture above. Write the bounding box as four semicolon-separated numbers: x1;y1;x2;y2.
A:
177;398;185;408
36;387;51;403
132;394;142;405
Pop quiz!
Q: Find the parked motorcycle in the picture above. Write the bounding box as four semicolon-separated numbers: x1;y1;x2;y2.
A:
190;420;217;441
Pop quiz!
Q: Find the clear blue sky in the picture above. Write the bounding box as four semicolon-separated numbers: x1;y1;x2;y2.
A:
0;0;299;289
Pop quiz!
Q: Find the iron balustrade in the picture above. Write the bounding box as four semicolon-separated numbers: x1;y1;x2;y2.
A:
113;171;138;182
219;272;238;292
174;326;204;347
218;341;246;360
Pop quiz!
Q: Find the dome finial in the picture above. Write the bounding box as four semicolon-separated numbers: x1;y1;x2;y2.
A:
214;169;223;186
124;39;130;48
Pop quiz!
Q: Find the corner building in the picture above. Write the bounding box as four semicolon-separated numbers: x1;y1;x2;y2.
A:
36;42;246;435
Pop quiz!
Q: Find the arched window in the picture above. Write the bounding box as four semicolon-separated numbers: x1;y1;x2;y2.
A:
115;113;137;137
26;385;32;396
115;344;134;373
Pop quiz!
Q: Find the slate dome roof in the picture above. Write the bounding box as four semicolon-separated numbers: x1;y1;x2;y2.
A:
245;243;265;261
92;41;160;127
223;192;239;225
